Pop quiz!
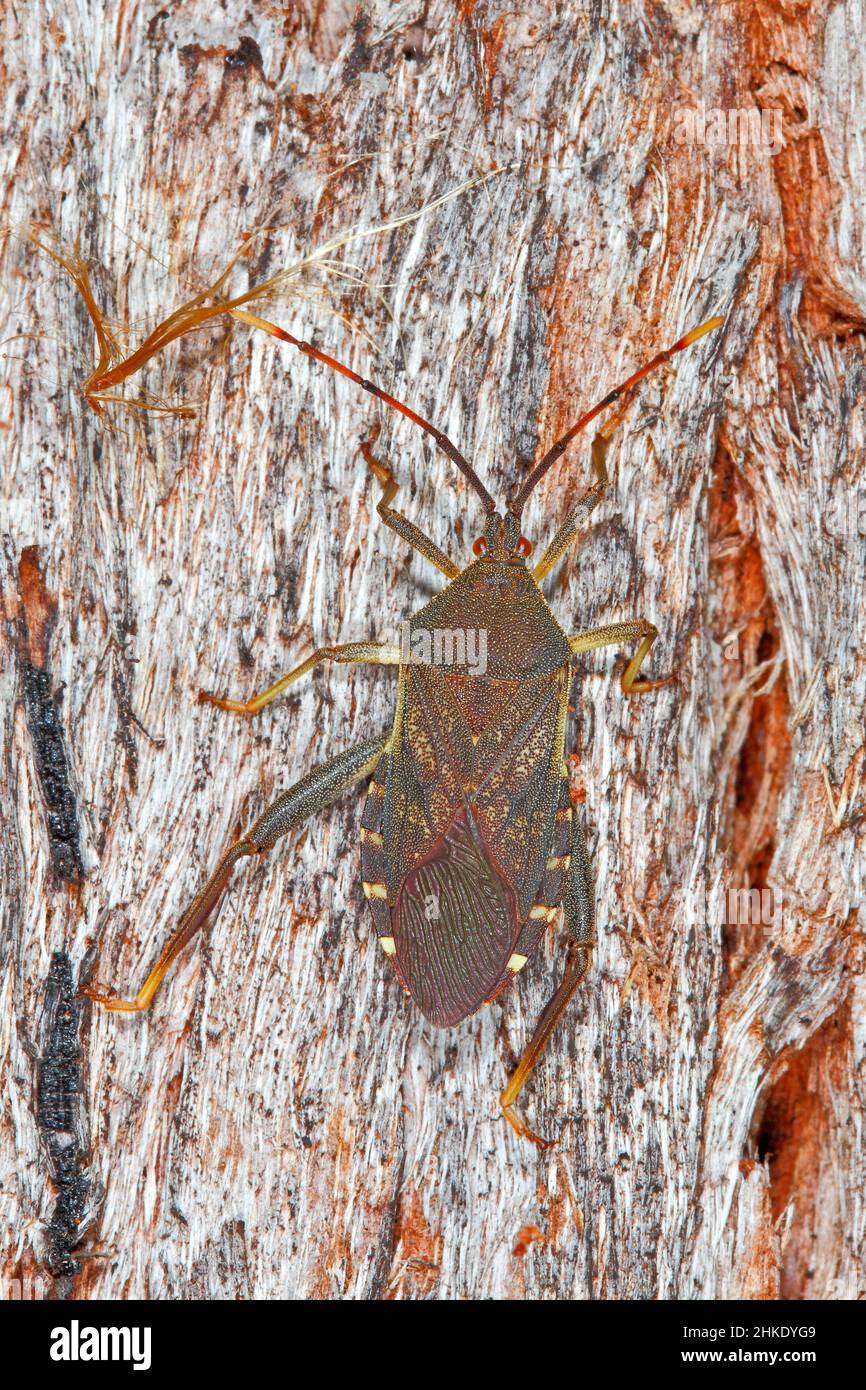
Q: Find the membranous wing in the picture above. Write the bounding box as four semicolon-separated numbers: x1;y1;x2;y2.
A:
385;666;568;1026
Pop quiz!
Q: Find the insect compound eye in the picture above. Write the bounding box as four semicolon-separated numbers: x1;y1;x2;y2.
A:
472;536;488;557
516;536;533;558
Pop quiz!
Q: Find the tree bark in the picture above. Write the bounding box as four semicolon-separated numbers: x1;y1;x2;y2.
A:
2;0;864;1300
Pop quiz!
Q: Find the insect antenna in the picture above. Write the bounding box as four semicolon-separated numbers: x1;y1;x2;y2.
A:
511;316;724;515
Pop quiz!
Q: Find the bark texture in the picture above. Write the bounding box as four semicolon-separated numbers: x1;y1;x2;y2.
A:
1;0;864;1300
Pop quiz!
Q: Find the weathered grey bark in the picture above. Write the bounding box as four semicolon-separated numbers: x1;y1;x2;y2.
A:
1;0;864;1300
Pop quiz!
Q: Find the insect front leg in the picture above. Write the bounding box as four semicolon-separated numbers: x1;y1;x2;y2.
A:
532;371;657;582
199;640;401;715
360;436;461;578
531;431;610;582
569;618;673;694
501;812;596;1149
512;316;724;513
81;733;389;1013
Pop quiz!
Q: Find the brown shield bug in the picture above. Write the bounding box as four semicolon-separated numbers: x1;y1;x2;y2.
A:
82;313;724;1147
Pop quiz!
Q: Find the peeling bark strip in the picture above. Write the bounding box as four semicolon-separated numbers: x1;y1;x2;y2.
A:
17;549;84;884
2;0;865;1300
37;953;92;1288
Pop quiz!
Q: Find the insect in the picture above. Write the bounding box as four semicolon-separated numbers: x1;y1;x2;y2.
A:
82;310;723;1147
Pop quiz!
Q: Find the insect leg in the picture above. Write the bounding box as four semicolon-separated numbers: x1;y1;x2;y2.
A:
531;431;609;582
360;436;461;578
80;733;389;1012
501;811;595;1149
532;338;694;583
568;618;673;694
199;640;401;715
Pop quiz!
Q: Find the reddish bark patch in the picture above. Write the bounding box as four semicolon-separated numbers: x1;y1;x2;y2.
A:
19;543;57;667
513;1222;547;1258
386;1187;443;1299
751;1001;853;1296
742;0;866;338
708;441;791;981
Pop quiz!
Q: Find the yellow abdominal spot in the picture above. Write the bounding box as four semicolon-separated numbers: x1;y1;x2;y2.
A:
529;905;558;923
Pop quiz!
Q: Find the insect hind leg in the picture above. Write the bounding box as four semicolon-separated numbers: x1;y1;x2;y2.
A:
81;733;389;1013
500;811;595;1150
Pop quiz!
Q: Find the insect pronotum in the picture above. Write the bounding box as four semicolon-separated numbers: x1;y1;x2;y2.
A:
82;307;724;1148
